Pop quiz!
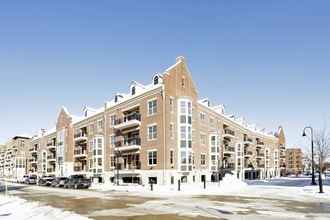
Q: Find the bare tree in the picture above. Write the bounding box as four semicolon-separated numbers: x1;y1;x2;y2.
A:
314;124;330;172
313;123;330;193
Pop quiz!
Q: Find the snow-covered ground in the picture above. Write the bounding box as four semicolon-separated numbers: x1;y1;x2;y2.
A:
1;175;329;220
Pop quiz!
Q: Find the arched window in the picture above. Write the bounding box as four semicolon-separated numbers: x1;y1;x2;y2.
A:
115;95;118;103
154;76;159;85
132;86;136;95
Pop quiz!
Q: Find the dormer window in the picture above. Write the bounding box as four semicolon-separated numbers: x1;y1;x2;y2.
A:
115;95;118;103
154;76;159;85
132;86;136;95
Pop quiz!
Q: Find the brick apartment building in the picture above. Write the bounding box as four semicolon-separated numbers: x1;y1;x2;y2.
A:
0;56;286;185
285;148;303;175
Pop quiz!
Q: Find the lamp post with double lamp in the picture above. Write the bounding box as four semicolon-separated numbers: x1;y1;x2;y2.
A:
302;126;317;185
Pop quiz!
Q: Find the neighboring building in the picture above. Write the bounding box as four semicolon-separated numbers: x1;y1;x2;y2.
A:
285;148;303;175
0;134;31;179
1;56;286;184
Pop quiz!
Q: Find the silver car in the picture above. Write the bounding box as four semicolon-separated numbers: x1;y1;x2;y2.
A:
51;177;68;187
25;176;37;184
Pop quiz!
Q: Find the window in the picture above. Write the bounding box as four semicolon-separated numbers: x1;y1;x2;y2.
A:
265;149;270;169
110;135;115;148
148;99;157;115
200;133;206;145
170;123;174;139
200;113;205;125
180;101;186;114
20;140;25;147
181;151;187;164
110;155;116;168
169;97;174;112
154;75;159;85
148;124;157;140
210;118;214;128
110;115;116;127
274;150;279;169
181;76;185;87
192;129;195;143
170;150;174;165
89;159;93;170
180;126;186;139
89;140;94;151
97;120;103;132
201;154;206;166
131;86;135;95
89;123;94;134
148;150;157;165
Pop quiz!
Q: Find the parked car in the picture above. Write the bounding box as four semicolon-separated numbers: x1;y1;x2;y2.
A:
38;176;54;186
51;177;68;188
17;175;29;183
64;175;91;189
25;175;37;184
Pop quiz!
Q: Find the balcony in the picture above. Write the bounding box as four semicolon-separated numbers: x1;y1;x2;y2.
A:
244;150;253;158
114;113;141;130
257;163;265;168
74;149;87;158
47;168;54;173
256;153;265;159
47;155;56;163
74;166;86;172
74;132;87;143
46;142;56;151
256;141;265;148
115;137;141;151
29;147;37;154
223;129;235;139
244;137;253;145
223;146;235;155
29;158;37;164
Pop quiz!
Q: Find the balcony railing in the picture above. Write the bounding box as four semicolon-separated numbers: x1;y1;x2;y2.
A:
256;153;265;158
46;142;56;150
244;150;253;157
223;129;235;139
256;141;265;147
113;162;141;170
47;155;56;163
74;132;87;143
114;113;141;130
74;166;86;172
244;137;253;144
223;146;235;155
74;149;87;158
115;137;141;151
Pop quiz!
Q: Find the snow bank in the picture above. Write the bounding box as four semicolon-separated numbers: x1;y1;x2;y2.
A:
0;195;89;220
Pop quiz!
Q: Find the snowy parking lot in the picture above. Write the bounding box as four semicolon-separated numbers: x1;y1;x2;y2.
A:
1;175;329;220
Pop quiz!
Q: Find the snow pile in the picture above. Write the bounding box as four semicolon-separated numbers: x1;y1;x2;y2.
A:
220;173;247;191
0;195;89;220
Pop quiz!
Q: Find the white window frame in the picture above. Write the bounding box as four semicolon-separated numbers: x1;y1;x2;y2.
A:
148;124;157;141
89;123;94;134
97;120;103;132
110;114;116;127
148;150;157;166
200;113;205;125
148;99;157;116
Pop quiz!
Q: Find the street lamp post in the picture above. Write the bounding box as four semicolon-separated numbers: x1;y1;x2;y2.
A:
115;150;121;186
302;126;317;185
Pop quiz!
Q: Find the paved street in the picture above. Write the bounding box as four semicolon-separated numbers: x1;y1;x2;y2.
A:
1;178;329;220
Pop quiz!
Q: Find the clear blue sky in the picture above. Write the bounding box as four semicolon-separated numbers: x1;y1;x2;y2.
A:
1;1;330;151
